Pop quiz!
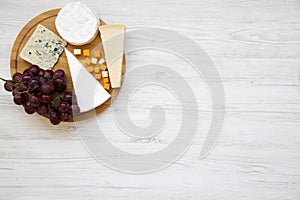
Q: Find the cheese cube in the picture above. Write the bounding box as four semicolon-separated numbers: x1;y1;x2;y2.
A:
94;67;100;73
94;73;101;80
103;77;109;83
102;71;108;78
94;51;101;58
83;49;90;56
100;64;107;70
87;66;94;73
98;58;105;65
74;49;81;55
85;58;91;65
103;82;110;90
91;57;98;65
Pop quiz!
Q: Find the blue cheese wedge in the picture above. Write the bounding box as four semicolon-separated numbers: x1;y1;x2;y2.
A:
20;24;67;70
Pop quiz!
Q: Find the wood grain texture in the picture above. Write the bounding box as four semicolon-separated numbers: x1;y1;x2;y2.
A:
0;0;300;200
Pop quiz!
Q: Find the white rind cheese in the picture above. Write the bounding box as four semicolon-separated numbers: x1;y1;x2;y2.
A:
99;24;126;88
65;48;111;113
20;24;67;70
55;2;100;46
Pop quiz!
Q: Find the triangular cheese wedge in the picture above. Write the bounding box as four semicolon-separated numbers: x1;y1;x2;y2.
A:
65;48;111;113
99;24;125;88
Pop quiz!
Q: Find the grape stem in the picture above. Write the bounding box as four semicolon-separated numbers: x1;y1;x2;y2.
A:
0;77;7;82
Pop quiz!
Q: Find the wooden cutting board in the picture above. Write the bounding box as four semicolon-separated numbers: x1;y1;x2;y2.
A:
10;9;126;119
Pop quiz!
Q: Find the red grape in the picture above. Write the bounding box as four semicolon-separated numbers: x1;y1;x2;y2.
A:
4;81;14;92
41;82;54;94
29;94;41;107
41;94;51;103
29;65;40;76
19;83;28;92
24;102;36;114
12;72;22;82
53;78;66;92
23;68;30;74
13;94;26;105
50;112;61;125
39;76;47;85
70;104;80;116
61;112;71;122
54;69;65;78
21;73;32;84
37;104;48;115
63;92;73;104
72;94;77;104
58;101;69;112
44;70;54;79
28;77;41;90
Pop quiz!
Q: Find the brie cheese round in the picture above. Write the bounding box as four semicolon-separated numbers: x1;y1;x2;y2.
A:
55;2;100;46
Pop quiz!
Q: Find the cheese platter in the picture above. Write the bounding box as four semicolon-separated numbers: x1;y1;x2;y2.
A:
3;2;126;125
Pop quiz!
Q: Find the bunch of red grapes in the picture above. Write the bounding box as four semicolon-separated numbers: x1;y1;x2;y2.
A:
1;65;80;125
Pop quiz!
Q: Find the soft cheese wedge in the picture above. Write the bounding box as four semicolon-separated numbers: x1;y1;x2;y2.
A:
65;48;111;113
99;24;126;88
56;2;100;46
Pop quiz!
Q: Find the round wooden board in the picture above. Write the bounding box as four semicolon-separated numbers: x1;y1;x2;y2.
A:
10;9;126;121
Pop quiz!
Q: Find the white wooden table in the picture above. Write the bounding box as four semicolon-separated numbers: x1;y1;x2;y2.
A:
0;0;300;199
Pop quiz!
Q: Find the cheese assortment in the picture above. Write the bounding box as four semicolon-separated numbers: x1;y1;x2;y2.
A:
55;2;100;46
16;2;126;120
20;24;67;70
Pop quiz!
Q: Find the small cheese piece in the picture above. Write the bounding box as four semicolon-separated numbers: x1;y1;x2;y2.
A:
74;49;81;55
94;51;101;58
99;64;107;70
99;24;126;88
94;67;100;73
98;58;105;65
87;66;94;73
85;58;91;65
55;2;100;45
103;77;109;83
103;82;110;91
83;50;90;56
20;24;66;70
91;57;98;65
94;74;101;80
102;71;108;78
65;48;111;113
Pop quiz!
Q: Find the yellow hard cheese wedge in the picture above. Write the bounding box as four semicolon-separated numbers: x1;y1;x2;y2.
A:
99;24;125;88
